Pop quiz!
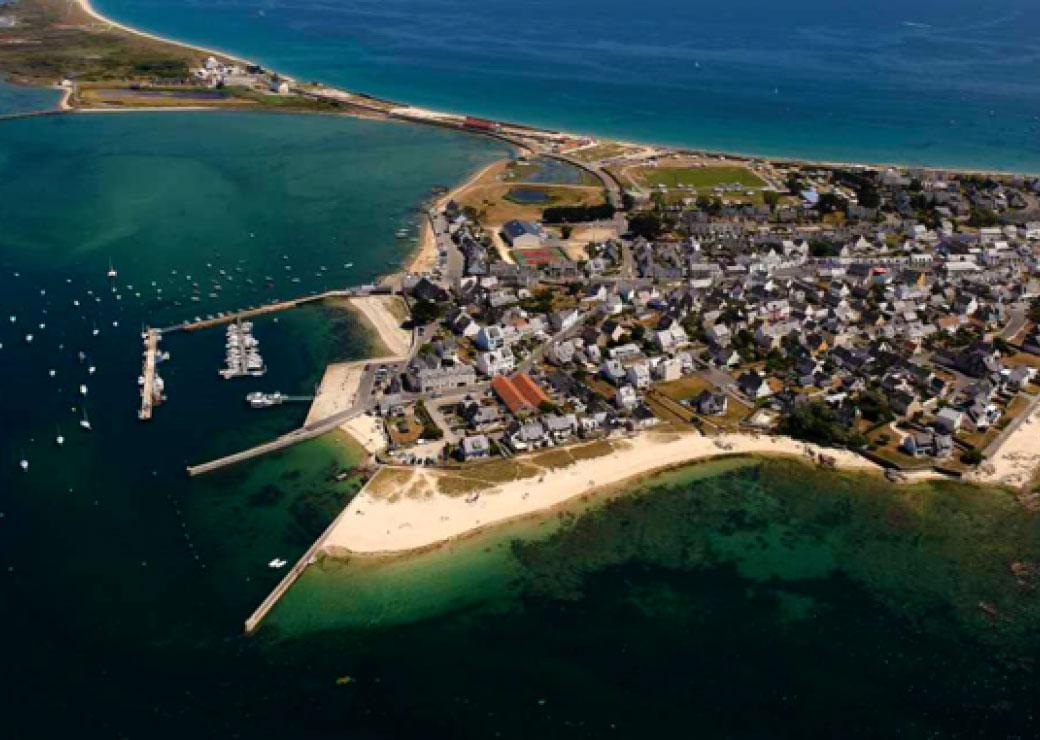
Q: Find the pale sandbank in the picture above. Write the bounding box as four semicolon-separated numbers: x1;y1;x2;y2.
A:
323;430;889;556
969;403;1040;490
347;295;412;359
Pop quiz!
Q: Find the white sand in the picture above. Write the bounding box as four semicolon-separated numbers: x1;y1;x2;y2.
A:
305;362;365;425
970;403;1040;489
348;296;411;359
324;431;882;556
340;414;388;455
77;0;253;66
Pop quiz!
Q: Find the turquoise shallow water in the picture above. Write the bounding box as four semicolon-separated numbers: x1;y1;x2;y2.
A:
0;110;515;737
0;79;59;115
92;0;1040;170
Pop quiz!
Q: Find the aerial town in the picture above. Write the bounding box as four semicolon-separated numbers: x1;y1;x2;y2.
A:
366;145;1040;482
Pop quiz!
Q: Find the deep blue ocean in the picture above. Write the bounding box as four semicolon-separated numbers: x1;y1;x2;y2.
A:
93;0;1040;170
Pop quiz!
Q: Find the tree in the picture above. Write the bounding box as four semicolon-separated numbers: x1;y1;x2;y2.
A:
410;299;444;325
763;190;781;212
962;448;984;465
628;212;663;240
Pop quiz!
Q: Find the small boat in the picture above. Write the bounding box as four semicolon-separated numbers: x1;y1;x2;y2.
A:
107;260;118;279
88;366;96;375
9;315;16;323
79;408;92;431
55;429;65;446
267;558;288;569
79;384;88;396
19;458;29;473
48;369;56;377
25;334;33;343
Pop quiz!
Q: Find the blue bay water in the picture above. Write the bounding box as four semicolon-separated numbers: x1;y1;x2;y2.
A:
0;78;59;115
93;0;1040;170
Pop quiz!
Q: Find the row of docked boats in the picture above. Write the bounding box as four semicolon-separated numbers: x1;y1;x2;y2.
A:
220;320;266;379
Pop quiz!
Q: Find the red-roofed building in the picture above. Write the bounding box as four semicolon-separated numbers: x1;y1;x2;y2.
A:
512;372;550;408
492;374;532;416
492;372;549;416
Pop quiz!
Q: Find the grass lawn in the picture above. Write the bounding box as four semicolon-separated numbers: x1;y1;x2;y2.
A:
656;375;713;402
636;165;766;190
570;143;630;163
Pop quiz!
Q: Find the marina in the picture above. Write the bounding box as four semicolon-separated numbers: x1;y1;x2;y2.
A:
137;328;163;421
220;320;266;380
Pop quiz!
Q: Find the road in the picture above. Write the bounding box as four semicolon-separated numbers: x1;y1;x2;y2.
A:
1001;303;1029;342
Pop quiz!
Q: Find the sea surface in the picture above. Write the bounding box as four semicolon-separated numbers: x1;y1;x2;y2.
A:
91;0;1040;171
0;79;59;115
2;6;1040;733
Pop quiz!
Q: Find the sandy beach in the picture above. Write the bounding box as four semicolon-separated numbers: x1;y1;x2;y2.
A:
348;295;411;359
407;160;512;273
76;0;252;67
969;402;1040;490
305;362;365;425
323;430;884;556
339;413;389;455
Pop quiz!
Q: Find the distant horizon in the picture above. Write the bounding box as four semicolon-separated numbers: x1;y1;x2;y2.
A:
90;0;1040;172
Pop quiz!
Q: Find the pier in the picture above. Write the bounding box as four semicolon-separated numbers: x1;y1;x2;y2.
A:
164;285;390;334
186;404;365;476
243;477;366;633
138;328;161;421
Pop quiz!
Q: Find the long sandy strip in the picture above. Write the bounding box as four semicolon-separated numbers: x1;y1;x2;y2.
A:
970;403;1040;489
76;0;253;67
325;431;886;556
348;296;411;359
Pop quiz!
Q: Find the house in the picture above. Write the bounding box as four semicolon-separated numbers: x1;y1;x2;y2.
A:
476;348;515;376
694;390;728;416
475;325;508;351
460;399;504;430
655;324;689;353
737;371;773;400
550;308;581;333
614;384;639;409
460;434;491;461
706;323;732;347
501;220;545;248
406;363;477;394
600;359;626;385
508;421;549;451
654;357;683;381
901;430;954;459
608;343;642;362
709;346;741;368
544;414;578;442
549;340;576;366
933;407;964;434
630;403;659;429
376;393;406;417
626;363;651;390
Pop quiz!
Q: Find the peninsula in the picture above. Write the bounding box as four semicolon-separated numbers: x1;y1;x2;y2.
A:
5;0;1040;630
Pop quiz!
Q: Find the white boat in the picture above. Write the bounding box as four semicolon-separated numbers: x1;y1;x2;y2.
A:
19;459;29;473
55;433;65;447
48;369;56;377
25;334;33;343
267;558;288;569
107;260;118;279
88;366;96;375
79;384;88;396
79;409;92;431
